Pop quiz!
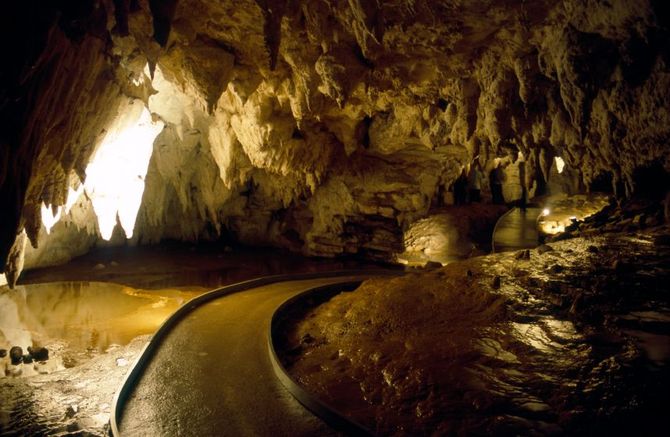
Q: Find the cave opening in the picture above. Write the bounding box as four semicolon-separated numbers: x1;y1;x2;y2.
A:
1;1;669;436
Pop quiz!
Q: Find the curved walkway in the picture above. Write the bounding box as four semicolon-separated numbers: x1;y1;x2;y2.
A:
113;273;394;436
492;207;542;253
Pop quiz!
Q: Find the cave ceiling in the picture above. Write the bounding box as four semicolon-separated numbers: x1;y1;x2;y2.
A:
1;0;669;283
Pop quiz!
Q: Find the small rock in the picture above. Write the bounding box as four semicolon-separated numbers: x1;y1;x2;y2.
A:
587;245;599;253
548;294;568;307
93;263;106;270
116;357;129;367
65;404;78;418
537;244;553;254
569;294;584;314
9;346;23;365
424;261;442;270
492;276;501;289
548;264;564;274
552;231;573;241
110;261;119;267
28;346;49;361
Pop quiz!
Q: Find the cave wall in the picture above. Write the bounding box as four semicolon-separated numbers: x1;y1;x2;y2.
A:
1;0;669;281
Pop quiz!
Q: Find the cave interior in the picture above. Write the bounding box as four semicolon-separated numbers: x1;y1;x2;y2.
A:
1;0;670;435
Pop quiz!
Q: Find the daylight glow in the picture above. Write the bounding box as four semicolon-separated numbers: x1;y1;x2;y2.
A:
65;185;84;214
40;203;62;235
85;107;163;240
39;184;85;235
542;208;550;216
555;156;565;174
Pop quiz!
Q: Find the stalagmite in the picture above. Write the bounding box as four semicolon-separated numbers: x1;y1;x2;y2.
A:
0;0;668;281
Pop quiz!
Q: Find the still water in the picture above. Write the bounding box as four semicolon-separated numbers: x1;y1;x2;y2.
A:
0;245;385;436
0;282;201;436
0;282;199;356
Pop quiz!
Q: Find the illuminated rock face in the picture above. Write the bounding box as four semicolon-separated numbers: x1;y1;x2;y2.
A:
1;0;669;280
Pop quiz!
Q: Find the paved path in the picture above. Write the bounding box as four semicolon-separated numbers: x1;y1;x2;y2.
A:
492;207;541;253
116;276;370;436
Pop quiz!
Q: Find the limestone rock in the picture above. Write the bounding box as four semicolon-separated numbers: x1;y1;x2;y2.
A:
1;0;669;275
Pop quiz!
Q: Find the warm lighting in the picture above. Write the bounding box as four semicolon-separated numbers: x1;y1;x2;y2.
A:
85;106;163;240
555;156;565;174
542;208;550;216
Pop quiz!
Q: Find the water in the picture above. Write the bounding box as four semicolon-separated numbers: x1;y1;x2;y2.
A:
1;245;387;436
0;282;197;436
0;282;198;356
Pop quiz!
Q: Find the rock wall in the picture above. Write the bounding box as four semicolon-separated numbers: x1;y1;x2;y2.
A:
1;0;669;282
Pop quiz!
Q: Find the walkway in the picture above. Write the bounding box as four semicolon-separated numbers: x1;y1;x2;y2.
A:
115;275;376;436
492;207;542;253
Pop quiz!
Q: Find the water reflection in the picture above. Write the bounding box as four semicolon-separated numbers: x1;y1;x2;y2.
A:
0;282;199;355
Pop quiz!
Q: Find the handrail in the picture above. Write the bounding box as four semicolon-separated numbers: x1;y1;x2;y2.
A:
491;206;516;253
268;281;378;436
109;269;401;436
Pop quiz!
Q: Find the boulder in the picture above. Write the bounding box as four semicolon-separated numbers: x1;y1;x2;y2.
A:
9;346;23;365
28;346;49;361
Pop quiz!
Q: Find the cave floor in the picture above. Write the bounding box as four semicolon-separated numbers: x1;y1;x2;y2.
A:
117;277;373;437
0;244;387;436
280;226;670;436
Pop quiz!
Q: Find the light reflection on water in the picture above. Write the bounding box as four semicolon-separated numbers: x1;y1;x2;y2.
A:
0;282;200;355
0;281;202;436
281;231;670;435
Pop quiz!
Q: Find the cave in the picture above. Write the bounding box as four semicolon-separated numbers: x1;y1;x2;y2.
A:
1;1;669;436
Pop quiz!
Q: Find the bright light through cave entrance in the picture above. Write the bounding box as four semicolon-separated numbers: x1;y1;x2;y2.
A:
85;106;164;240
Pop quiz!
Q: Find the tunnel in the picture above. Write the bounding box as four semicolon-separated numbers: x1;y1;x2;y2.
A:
1;1;669;435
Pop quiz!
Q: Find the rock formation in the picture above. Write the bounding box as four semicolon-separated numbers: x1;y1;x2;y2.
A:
1;0;669;284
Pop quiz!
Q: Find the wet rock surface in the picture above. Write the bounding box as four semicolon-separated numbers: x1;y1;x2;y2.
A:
278;225;670;435
0;245;390;435
2;0;670;281
398;204;508;266
0;336;149;436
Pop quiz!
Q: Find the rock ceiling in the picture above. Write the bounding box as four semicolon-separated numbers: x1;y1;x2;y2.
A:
1;0;669;284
